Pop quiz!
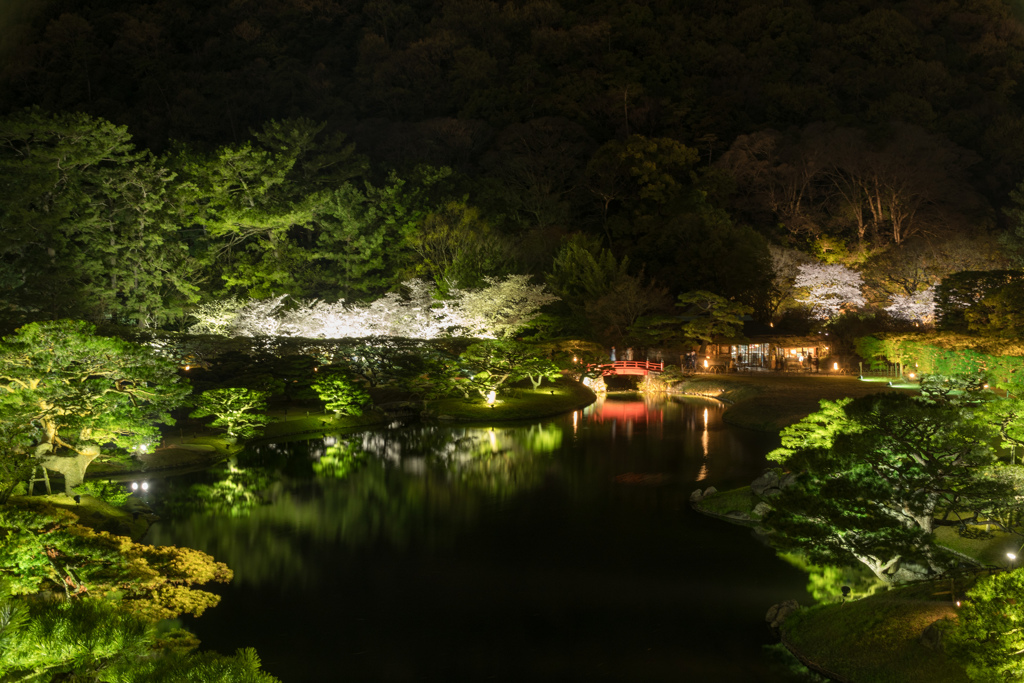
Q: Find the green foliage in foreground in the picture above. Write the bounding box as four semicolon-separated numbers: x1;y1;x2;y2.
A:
946;569;1024;682
0;501;231;621
0;588;280;682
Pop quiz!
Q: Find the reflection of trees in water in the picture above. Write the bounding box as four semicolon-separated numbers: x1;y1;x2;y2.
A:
149;423;564;587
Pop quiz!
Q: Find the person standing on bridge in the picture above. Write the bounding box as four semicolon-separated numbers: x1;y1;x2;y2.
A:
610;346;616;362
625;347;634;361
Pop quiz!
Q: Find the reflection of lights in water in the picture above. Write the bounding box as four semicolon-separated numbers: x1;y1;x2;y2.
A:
696;463;708;481
489;429;497;452
572;410;578;435
702;407;709;457
323;436;337;447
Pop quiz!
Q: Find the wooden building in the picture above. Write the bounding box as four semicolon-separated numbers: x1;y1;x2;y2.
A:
696;336;839;372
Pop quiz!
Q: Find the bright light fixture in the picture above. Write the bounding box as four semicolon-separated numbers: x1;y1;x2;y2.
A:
486;390;496;405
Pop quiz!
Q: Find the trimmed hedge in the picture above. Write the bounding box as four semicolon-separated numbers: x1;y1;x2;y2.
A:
856;333;1024;387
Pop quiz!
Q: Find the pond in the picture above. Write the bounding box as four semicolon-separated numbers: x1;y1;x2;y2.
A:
146;395;813;682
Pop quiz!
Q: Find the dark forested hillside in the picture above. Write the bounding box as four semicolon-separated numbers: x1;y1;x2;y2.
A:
5;0;1024;183
2;0;1024;336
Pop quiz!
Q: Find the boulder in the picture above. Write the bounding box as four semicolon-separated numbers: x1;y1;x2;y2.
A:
751;470;780;496
752;502;773;518
765;600;801;630
702;486;718;497
920;619;949;651
891;562;931;584
689;489;704;503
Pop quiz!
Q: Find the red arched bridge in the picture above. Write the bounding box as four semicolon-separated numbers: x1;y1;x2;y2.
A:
586;360;665;376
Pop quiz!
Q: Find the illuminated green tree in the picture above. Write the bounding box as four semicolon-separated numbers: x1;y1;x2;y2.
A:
0;108;198;327
189;388;271;439
764;393;1009;584
459;340;561;398
0;320;190;494
311;373;371;416
406;198;509;294
676;290;752;344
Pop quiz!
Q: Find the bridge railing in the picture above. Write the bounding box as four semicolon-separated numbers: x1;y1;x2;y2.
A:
585;360;665;374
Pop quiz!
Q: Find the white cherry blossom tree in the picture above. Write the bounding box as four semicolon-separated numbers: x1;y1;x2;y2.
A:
885;286;936;325
450;275;559;338
794;262;866;320
186;276;558;340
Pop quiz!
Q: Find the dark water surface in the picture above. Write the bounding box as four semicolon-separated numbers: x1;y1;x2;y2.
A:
147;396;813;682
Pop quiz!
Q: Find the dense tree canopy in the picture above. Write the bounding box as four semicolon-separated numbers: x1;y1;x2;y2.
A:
0;320;190;493
764;391;1012;584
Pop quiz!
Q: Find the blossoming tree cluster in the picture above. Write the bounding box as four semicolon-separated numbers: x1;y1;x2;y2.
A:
188;276;557;340
790;262;937;324
794;263;867;320
884;285;936;325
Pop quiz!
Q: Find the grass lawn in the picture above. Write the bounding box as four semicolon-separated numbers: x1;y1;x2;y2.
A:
677;374;919;431
934;526;1022;569
260;408;390;440
782;582;969;683
11;492;151;540
426;377;596;422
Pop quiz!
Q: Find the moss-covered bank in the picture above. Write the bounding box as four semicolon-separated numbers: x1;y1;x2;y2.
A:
425;377;595;422
780;582;968;683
